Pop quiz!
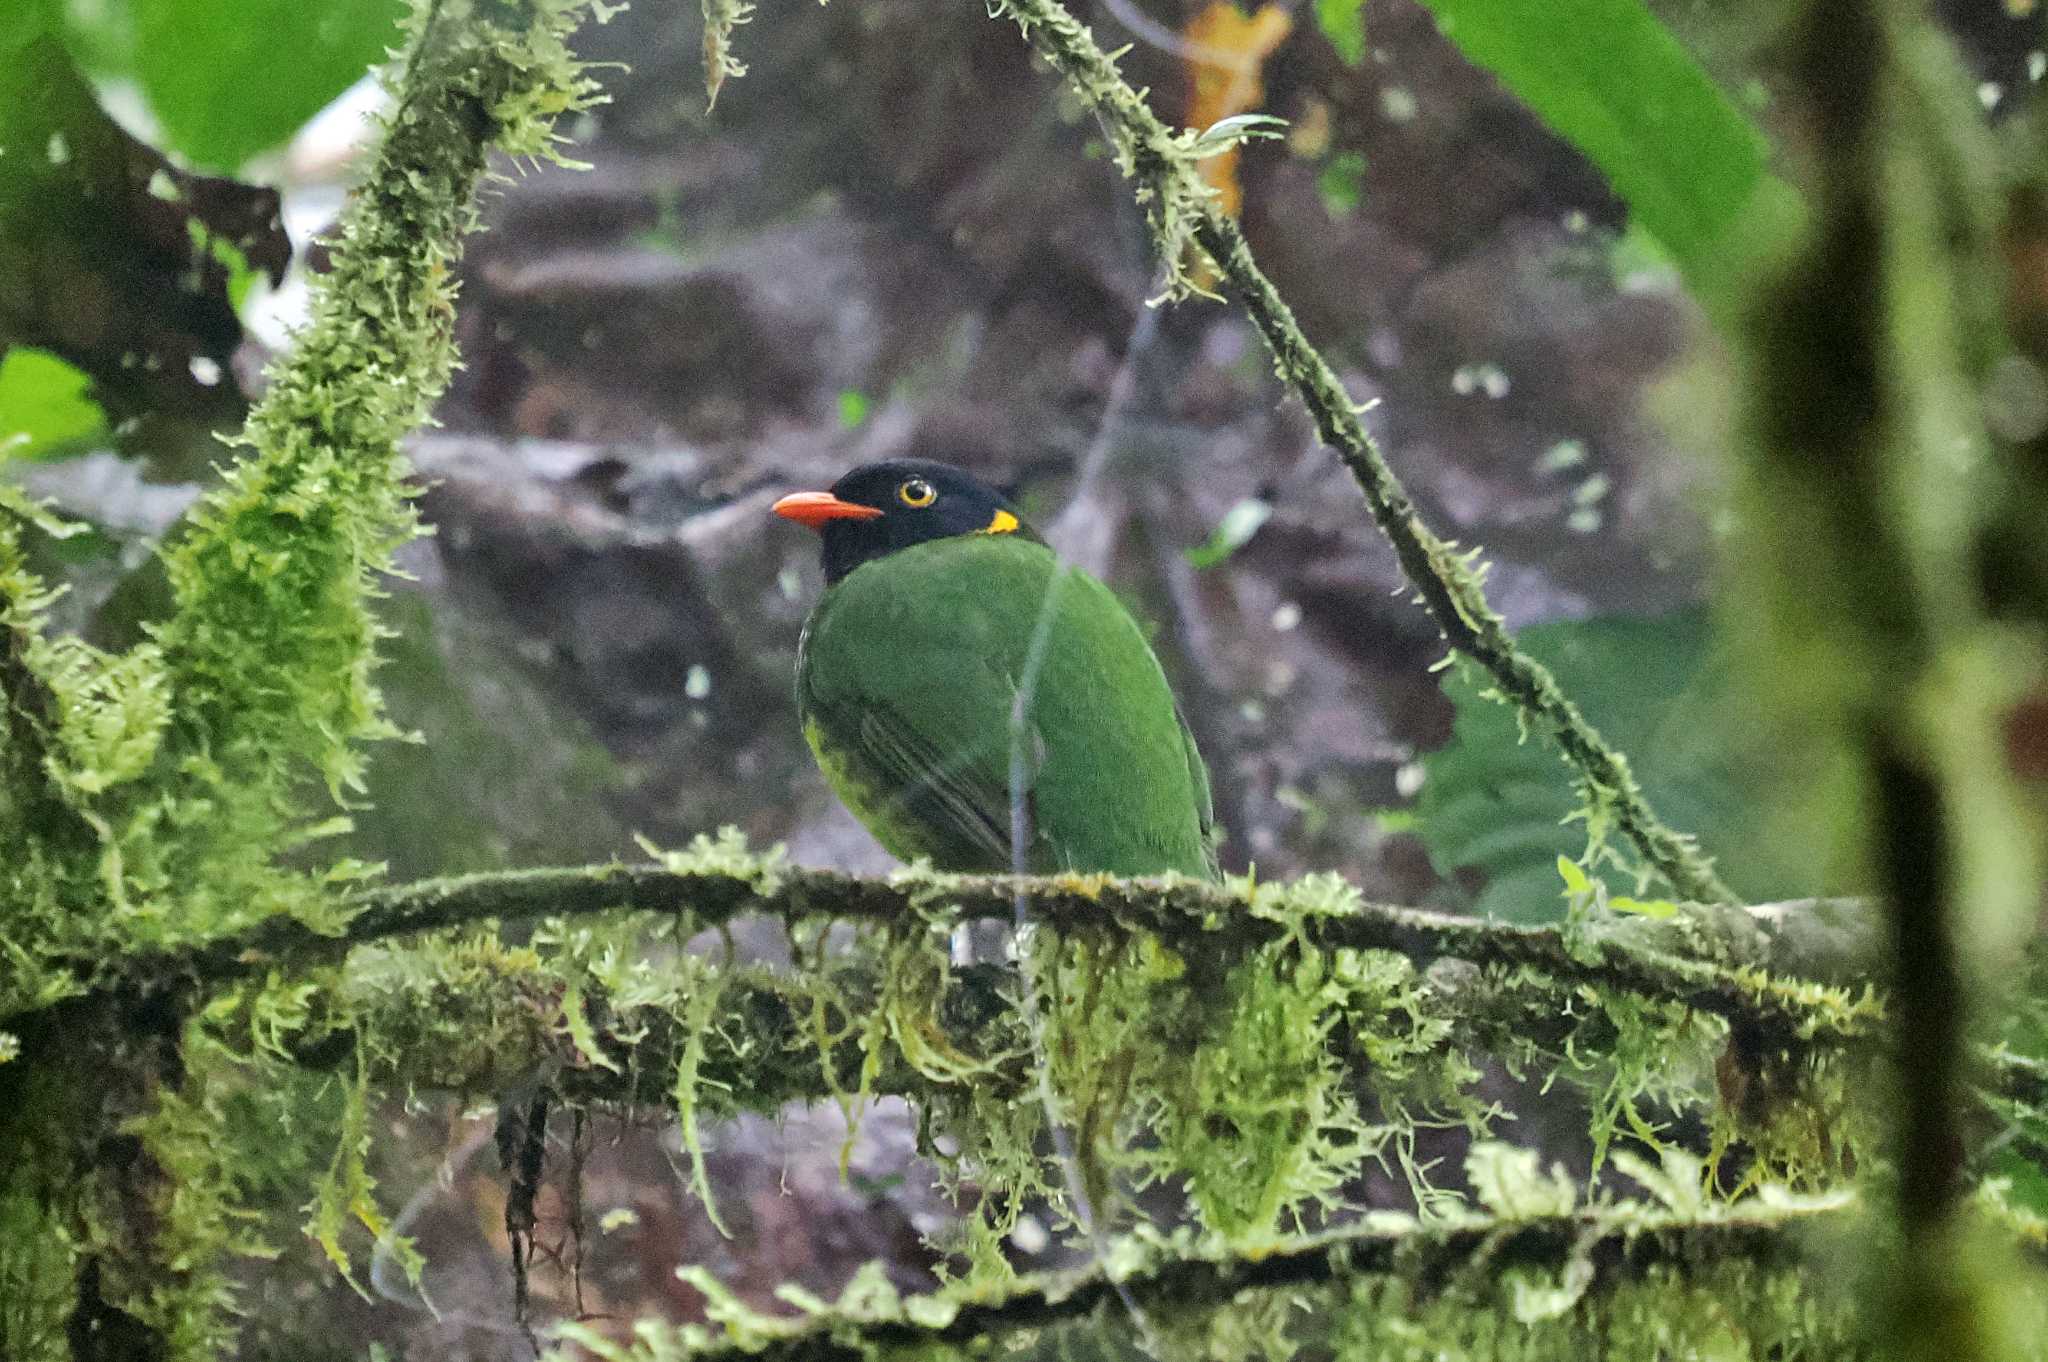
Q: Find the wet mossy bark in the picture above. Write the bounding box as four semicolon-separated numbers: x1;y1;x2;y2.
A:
0;2;609;1355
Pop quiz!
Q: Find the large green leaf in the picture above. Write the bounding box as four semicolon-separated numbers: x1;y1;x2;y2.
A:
131;0;406;170
1413;609;1829;922
1413;0;1795;300
4;0;58;57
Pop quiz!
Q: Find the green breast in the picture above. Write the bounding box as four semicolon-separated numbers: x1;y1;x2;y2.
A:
796;535;1215;879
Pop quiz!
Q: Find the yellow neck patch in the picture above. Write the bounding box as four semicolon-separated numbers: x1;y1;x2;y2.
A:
983;509;1020;535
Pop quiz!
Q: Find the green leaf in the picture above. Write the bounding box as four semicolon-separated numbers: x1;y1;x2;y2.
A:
1412;608;1827;922
1412;0;1794;299
1317;149;1368;217
837;389;870;429
0;346;104;460
131;0;406;169
1189;113;1289;159
3;0;57;57
1607;894;1679;918
1314;0;1367;66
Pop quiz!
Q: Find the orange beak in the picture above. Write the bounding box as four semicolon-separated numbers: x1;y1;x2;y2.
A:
772;491;884;530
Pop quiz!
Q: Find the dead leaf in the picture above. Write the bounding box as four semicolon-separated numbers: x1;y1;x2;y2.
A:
1183;2;1293;220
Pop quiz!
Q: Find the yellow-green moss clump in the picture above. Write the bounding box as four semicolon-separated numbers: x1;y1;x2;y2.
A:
0;2;609;1355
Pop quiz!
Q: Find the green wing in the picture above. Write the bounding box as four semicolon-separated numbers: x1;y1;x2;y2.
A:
801;645;1044;873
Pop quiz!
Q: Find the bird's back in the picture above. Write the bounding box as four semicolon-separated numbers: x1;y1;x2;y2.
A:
797;535;1215;879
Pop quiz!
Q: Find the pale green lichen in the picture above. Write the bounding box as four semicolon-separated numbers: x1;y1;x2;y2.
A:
304;1049;423;1298
545;1172;1869;1362
671;949;738;1238
1156;940;1373;1234
554;1257;962;1361
700;0;754;111
1467;1142;1579;1218
635;826;788;897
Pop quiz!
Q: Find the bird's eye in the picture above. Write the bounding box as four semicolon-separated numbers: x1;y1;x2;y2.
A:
898;478;937;508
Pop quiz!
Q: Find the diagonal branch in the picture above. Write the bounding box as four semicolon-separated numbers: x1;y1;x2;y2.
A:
979;0;1736;906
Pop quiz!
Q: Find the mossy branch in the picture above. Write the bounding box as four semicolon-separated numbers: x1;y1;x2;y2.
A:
261;888;2046;1155
977;0;1734;907
76;860;1877;1044
555;1200;1851;1362
282;942;1018;1112
153;0;603;818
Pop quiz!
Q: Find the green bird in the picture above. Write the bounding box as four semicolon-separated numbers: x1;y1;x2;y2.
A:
774;460;1217;880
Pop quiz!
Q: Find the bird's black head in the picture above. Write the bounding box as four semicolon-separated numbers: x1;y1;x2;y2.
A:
773;459;1039;584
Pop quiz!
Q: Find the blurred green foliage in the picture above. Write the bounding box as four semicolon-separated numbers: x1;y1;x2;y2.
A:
1185;496;1272;569
1412;0;1795;303
1413;610;1830;922
837;388;871;429
1314;0;1367;67
0;348;103;460
1;0;326;471
1316;148;1368;217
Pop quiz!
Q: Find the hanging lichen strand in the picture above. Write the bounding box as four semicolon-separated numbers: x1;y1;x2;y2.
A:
209;841;2029;1352
0;1;607;1356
